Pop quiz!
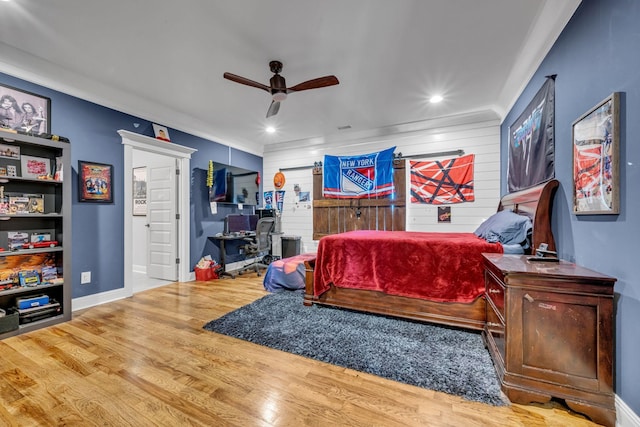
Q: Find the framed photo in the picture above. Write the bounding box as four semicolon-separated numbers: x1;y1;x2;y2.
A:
132;167;147;215
0;143;20;160
78;161;113;203
152;123;171;142
572;92;620;215
0;83;51;135
21;155;51;179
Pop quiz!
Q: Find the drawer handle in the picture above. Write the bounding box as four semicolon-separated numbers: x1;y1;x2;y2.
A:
488;288;501;294
524;293;534;303
487;322;502;328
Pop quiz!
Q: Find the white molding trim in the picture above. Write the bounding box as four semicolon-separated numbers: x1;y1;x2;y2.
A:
0;42;261;156
132;264;146;274
119;130;197;296
71;287;131;312
617;394;640;427
496;0;582;121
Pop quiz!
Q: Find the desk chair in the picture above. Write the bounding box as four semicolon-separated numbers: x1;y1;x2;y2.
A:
237;217;275;276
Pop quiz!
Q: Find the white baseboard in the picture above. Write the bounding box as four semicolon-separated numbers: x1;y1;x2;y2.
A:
617;394;640;427
71;286;132;312
132;264;146;274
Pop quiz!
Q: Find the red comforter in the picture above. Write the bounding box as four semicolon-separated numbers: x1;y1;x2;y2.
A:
314;230;503;303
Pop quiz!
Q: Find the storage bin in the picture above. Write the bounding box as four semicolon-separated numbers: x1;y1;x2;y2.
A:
281;235;301;259
194;267;218;281
0;310;19;334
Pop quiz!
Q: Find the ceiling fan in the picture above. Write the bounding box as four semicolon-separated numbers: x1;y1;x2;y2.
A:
223;60;339;118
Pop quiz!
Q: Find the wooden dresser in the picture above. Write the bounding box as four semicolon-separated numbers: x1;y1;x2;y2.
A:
482;253;616;427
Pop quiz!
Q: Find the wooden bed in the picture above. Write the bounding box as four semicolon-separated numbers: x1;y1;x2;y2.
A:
303;179;559;330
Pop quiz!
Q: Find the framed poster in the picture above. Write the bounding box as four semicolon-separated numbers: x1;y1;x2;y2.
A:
0;83;51;135
132;167;147;215
78;161;113;203
572;92;619;215
21;155;51;179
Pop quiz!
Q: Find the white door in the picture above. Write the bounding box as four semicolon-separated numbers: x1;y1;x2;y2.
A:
147;157;178;280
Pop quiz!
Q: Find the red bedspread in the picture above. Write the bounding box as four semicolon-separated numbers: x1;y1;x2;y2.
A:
314;230;503;303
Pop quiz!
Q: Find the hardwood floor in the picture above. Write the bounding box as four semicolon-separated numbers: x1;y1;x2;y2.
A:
0;274;602;426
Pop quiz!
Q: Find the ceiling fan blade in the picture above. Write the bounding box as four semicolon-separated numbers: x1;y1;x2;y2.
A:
287;75;339;93
223;72;270;92
266;100;280;118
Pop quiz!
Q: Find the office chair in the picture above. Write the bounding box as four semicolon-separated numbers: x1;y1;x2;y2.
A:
237;217;275;276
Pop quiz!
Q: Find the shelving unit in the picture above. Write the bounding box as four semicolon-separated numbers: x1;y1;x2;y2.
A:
0;129;71;338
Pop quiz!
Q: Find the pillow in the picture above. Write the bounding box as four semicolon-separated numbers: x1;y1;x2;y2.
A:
474;210;532;246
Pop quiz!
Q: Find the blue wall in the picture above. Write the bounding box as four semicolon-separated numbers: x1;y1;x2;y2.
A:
0;72;262;299
501;0;640;414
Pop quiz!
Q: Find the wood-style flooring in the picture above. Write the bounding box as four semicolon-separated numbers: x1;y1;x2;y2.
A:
0;274;602;426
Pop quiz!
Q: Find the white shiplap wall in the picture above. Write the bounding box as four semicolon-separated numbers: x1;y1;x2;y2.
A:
263;113;501;254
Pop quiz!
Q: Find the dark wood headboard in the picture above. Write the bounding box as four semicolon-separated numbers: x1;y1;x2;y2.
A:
498;179;559;253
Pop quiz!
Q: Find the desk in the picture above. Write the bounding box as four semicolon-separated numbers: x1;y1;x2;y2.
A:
209;232;255;278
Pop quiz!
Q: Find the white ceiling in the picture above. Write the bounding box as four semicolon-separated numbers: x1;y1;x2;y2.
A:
0;0;580;155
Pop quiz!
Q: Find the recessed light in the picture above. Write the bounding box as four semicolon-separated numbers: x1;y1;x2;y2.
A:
265;126;276;134
430;95;443;104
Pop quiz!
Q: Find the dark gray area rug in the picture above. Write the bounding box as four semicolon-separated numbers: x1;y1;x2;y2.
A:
203;291;506;406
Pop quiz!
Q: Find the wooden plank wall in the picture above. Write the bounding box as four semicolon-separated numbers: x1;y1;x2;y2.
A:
312;160;406;240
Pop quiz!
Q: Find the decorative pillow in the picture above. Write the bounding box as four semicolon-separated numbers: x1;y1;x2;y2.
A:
474;209;532;246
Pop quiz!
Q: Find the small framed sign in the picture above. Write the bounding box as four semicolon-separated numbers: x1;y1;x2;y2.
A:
78;161;113;203
132;167;147;215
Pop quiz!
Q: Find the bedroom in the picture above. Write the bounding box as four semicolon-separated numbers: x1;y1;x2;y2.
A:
0;0;638;425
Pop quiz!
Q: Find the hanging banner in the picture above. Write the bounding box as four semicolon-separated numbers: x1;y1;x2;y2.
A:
410;154;475;204
211;168;227;201
323;146;395;199
263;191;273;209
507;76;555;192
275;190;285;211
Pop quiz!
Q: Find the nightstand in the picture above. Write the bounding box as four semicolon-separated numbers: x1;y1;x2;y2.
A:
482;253;616;427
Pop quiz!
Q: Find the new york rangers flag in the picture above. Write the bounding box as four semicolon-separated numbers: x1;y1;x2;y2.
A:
410;154;475;204
323;147;396;199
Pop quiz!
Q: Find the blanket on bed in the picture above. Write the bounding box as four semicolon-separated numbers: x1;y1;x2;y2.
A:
314;230;503;303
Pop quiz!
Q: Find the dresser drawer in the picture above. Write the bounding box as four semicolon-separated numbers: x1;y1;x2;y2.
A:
485;270;505;318
485;301;505;365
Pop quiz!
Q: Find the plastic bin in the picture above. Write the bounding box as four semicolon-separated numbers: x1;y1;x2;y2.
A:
194;267;218;281
0;310;19;334
281;235;301;259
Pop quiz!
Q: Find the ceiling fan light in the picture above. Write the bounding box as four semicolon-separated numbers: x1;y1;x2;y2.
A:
272;92;287;102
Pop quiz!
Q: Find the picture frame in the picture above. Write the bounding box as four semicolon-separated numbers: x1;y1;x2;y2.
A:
21;155;51;179
572;92;620;215
152;123;171;142
132;166;147;216
0;143;20;160
0;83;51;135
78;161;113;203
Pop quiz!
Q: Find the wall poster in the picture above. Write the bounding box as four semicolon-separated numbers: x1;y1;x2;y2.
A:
572;92;619;215
132;167;147;216
507;76;555;192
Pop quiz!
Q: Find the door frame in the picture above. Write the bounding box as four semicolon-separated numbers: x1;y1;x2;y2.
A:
120;130;196;295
